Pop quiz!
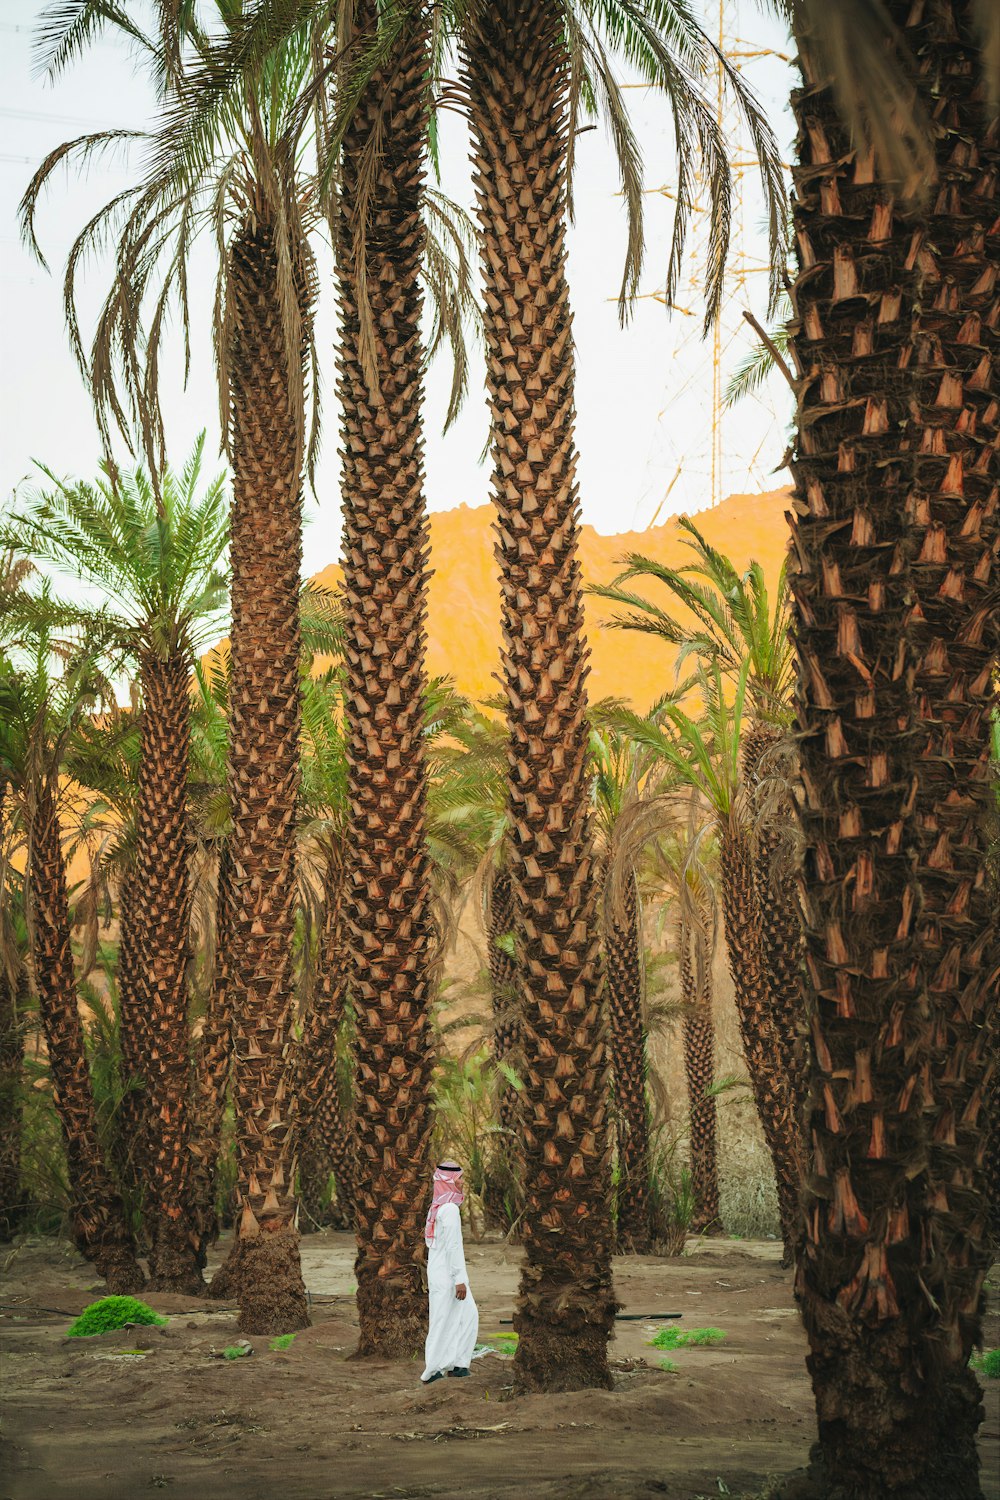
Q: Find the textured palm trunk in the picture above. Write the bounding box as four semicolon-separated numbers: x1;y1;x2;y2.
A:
116;871;151;1197
336;8;437;1360
28;769;143;1291
0;955;25;1240
719;825;803;1261
679;918;721;1236
786;5;997;1493
741;724;809;1125
220;217;309;1334
190;842;233;1272
605;865;652;1253
482;866;521;1233
134;650;202;1292
297;848;355;1229
465;0;615;1391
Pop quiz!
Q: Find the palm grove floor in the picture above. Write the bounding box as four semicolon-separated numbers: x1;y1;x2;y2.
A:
1;1233;997;1500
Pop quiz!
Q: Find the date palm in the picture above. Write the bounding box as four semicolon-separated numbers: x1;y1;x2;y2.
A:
22;4;331;1332
776;3;1000;1491
450;0;784;1392
0;640;143;1290
1;440;228;1291
654;823;722;1236
620;662;804;1261
593;521;807;1127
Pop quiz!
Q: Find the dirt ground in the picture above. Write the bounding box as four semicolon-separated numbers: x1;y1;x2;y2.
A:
1;1232;997;1500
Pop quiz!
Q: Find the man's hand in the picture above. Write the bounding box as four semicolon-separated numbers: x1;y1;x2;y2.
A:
455;1283;468;1301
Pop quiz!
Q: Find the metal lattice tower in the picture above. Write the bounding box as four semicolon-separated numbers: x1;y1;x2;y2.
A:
628;1;793;525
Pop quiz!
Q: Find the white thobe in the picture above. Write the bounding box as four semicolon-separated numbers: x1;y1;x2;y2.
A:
421;1201;479;1382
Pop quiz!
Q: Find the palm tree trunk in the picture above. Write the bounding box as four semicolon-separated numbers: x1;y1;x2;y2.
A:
482;866;521;1233
190;841;233;1272
680;918;721;1235
741;724;808;1126
219;216;310;1335
116;869;151;1198
134;649;202;1292
28;768;143;1291
719;824;803;1261
0;956;25;1240
297;847;354;1229
464;0;615;1392
786;5;997;1491
606;865;652;1253
336;8;438;1360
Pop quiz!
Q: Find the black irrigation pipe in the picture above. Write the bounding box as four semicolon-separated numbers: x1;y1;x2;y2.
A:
497;1313;682;1325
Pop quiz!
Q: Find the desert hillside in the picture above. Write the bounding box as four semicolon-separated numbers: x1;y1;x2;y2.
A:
313;487;792;708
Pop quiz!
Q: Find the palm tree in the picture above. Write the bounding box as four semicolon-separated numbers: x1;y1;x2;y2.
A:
1;440;228;1290
620;662;804;1261
451;0;784;1391
296;665;354;1229
777;4;1000;1490
0;641;143;1290
654;823;722;1236
23;3;331;1332
590;712;678;1254
592;520;807;1129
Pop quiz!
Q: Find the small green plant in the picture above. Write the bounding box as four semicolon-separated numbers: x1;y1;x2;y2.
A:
269;1334;296;1352
972;1348;1000;1379
648;1325;727;1350
658;1357;678;1372
67;1297;167;1338
222;1344;252;1361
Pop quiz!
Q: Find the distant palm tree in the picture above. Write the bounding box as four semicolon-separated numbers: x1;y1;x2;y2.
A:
0;640;143;1290
620;662;804;1261
2;440;228;1291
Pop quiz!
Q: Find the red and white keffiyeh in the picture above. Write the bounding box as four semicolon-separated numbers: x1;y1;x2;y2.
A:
424;1164;464;1245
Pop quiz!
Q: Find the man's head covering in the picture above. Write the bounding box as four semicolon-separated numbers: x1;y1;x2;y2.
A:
425;1162;464;1245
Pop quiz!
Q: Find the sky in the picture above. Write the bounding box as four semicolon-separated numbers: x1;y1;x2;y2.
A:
0;0;796;579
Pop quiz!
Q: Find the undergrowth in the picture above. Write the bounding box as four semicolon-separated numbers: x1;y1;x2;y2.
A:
67;1297;167;1337
649;1325;727;1350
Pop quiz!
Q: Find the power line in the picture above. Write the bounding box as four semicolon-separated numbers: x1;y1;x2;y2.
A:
0;105;114;129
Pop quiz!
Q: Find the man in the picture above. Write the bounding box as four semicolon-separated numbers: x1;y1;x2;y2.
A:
420;1160;478;1384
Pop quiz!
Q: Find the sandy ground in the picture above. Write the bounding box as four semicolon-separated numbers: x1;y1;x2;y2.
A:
1;1232;997;1500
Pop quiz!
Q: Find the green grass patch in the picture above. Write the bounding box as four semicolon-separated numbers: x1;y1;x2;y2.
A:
222;1344;252;1361
269;1334;296;1352
972;1348;1000;1379
648;1325;727;1351
66;1297;167;1338
658;1358;679;1372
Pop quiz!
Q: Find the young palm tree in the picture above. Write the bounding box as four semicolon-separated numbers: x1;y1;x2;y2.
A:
1;440;228;1290
777;4;1000;1490
593;521;807;1127
590;713;677;1254
621;663;804;1261
0;643;143;1290
452;0;784;1390
655;823;722;1236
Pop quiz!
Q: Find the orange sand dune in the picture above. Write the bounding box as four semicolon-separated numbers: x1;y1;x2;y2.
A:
313;487;792;710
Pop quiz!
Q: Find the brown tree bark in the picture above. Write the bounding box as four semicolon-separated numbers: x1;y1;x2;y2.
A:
482;866;522;1234
786;6;998;1493
464;0;615;1392
134;650;202;1292
720;825;803;1262
0;955;25;1240
189;841;233;1273
679;918;721;1236
28;769;143;1291
336;7;437;1359
605;865;652;1253
297;847;355;1229
218;216;310;1334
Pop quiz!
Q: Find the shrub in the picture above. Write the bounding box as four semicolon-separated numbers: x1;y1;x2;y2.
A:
658;1358;678;1372
972;1348;1000;1380
648;1325;727;1350
270;1334;296;1352
67;1297;167;1338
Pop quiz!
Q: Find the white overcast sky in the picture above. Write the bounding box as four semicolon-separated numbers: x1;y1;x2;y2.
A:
0;0;795;574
